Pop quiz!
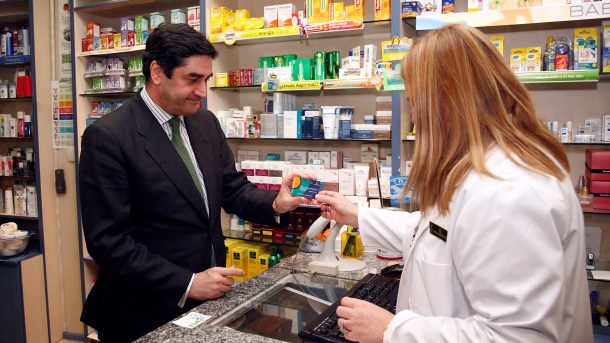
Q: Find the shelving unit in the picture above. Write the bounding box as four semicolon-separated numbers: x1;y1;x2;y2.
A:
0;1;48;342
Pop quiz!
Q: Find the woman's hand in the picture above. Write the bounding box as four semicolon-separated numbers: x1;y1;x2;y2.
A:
315;191;359;228
336;297;395;343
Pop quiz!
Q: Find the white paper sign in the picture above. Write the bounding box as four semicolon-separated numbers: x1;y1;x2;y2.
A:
172;312;211;329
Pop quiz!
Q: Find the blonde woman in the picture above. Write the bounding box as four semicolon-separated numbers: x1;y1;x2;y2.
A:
315;24;592;343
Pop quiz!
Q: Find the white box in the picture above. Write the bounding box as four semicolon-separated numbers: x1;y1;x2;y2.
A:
308;151;320;164
278;4;297;27
363;44;378;78
264;5;278;28
283;110;302;138
319;152;331;168
361;143;379;162
330;151;343;169
339;168;355;196
285;150;307;164
237;150;259;163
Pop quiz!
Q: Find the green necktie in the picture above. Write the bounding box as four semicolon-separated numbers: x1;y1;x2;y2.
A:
169;117;207;205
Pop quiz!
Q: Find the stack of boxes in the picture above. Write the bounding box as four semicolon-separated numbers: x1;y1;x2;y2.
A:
586;149;610;210
225;239;271;281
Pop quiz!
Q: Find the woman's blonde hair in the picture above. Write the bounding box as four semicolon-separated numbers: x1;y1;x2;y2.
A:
402;24;568;216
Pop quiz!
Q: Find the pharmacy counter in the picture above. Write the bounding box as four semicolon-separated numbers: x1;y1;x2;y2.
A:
136;252;390;342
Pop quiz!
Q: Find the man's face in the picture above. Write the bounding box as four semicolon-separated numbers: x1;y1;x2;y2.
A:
152;55;213;116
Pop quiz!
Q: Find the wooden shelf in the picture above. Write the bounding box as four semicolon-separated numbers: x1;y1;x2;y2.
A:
0;97;33;102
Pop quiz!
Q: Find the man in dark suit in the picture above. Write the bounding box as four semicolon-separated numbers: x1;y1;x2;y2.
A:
79;24;311;342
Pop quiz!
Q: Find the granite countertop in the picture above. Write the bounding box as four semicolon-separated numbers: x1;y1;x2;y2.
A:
137;252;393;342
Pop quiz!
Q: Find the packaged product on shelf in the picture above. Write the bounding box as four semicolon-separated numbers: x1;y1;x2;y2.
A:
603;21;610;73
86;22;100;38
330;2;345;21
525;47;542;72
170;9;186;24
92;36;101;51
187;6;200;25
149;12;166;30
510;48;526;72
552;35;573;71
215;73;228;87
490;35;504;56
120;18;134;32
375;0;391;20
278;4;297;27
292;58;313;81
264;5;279;28
574;27;597;70
113;33;121;49
233;9;250;31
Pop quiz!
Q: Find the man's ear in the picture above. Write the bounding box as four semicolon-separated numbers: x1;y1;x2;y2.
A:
150;61;163;86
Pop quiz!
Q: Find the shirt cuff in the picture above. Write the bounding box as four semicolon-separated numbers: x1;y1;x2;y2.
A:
178;273;195;308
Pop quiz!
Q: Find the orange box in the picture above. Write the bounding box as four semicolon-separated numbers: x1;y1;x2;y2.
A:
330;2;345;21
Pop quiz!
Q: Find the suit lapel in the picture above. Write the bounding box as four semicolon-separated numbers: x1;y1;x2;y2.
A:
132;95;209;221
184;114;216;224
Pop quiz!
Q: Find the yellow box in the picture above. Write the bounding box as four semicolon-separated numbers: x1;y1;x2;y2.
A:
224;239;242;265
215;73;228;87
248;245;269;277
374;0;390;20
331;2;345;21
231;244;250;281
210;7;232;34
259;253;271;273
510;48;527;73
525;47;542;72
309;0;330;24
113;33;122;49
490;35;504;57
234;9;250;31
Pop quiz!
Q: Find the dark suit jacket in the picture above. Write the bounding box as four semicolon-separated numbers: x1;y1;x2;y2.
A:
79;93;288;342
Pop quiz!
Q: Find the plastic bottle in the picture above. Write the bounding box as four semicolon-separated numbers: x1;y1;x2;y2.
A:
0;81;7;99
19;26;29;55
8;82;16;98
24;114;31;138
543;36;555;72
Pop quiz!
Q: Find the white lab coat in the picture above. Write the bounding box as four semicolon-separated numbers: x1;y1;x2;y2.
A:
359;149;593;343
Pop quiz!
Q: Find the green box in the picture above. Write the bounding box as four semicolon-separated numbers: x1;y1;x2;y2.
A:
134;16;149;31
292;58;313;81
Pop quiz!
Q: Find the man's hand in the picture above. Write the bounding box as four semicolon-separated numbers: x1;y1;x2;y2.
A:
188;266;244;300
272;172;317;213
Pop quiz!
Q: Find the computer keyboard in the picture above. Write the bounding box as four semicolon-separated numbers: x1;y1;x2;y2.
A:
299;273;399;343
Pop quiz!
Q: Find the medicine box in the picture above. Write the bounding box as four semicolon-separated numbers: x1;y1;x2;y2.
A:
231;244;250;281
264;5;279;28
278;4;297;27
171;9;187;24
224;239;242;266
210;7;232;34
187;6;200;25
375;0;391;20
586;149;610;170
134;16;149;31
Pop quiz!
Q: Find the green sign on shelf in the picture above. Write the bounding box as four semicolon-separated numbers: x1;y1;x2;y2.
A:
516;70;599;83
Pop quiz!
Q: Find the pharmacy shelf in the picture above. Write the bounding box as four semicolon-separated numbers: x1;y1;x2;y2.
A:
408;3;610;30
0;1;29;26
0;213;37;221
0;55;31;65
79;90;138;97
0;97;33;102
73;0;195;18
78;45;145;57
516;70;599;83
223;229;301;248
584;209;610;215
210;19;391;46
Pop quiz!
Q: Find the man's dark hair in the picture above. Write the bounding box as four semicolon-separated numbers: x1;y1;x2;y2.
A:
142;23;218;80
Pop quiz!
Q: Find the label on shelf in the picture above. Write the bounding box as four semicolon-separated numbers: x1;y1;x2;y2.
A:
516;70;599;83
79;45;145;57
323;79;375;89
210;26;301;43
0;55;31;65
305;20;363;34
261;80;322;91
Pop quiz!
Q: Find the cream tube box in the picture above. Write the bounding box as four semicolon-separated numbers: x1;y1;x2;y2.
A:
339;168;355;196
